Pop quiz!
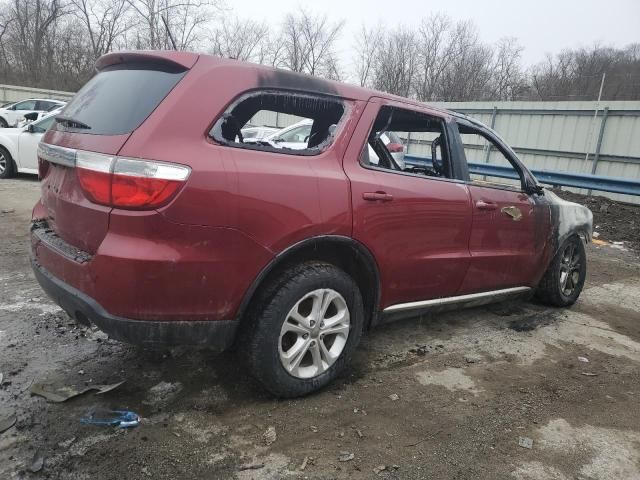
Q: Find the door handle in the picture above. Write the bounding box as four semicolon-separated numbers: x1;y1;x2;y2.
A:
363;191;394;202
475;200;498;210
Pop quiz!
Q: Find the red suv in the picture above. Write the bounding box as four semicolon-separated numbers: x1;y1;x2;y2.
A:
31;51;592;397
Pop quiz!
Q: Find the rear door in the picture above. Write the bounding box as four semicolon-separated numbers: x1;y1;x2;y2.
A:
343;99;472;310
455;119;545;292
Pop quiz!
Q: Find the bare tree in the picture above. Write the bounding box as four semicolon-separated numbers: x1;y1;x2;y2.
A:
530;44;640;100
488;37;525;100
70;0;132;59
0;5;14;69
126;0;220;50
353;24;382;87
434;20;493;101
210;16;269;62
278;8;344;79
4;0;66;84
371;26;418;97
414;13;454;101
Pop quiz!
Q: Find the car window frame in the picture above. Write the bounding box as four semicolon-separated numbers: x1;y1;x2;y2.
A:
454;117;539;194
209;89;349;157
358;101;467;185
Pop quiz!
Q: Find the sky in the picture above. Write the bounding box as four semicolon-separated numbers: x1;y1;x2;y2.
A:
231;0;640;72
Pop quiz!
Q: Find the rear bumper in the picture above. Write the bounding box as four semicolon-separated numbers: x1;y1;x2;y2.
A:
32;258;238;349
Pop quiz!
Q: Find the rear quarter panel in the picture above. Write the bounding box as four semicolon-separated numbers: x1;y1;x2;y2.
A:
120;59;364;252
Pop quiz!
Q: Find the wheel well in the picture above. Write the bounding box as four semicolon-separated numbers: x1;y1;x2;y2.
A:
238;237;381;329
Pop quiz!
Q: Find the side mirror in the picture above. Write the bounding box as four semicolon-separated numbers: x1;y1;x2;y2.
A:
27;124;35;133
525;183;544;195
272;138;283;143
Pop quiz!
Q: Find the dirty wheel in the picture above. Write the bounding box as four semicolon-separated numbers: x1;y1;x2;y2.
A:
243;262;364;398
0;146;16;179
536;235;586;307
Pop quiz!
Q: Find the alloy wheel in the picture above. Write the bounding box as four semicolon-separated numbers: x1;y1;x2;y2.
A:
278;288;351;379
559;241;582;296
0;152;6;175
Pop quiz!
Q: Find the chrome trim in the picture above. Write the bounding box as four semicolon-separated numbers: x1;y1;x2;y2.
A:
38;142;77;168
383;286;531;313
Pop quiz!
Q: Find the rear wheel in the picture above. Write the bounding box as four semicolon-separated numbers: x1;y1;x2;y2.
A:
0;117;8;128
536;236;586;307
242;263;364;398
0;146;16;179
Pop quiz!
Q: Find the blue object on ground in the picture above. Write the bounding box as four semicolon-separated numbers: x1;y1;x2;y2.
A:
80;409;140;428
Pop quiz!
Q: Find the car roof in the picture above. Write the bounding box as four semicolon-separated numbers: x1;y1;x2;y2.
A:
97;50;458;118
16;98;65;102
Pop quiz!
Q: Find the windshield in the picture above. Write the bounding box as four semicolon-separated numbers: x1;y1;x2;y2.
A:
56;64;186;135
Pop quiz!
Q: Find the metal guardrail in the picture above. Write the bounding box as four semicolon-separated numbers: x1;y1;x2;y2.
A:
404;155;640;196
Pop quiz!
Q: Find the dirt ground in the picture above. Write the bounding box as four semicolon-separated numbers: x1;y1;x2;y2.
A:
1;176;640;480
552;189;640;252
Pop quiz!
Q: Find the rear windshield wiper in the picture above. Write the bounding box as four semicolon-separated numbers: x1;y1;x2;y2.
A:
55;115;91;130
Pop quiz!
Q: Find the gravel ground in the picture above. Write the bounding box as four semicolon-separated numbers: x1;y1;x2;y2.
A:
1;176;640;480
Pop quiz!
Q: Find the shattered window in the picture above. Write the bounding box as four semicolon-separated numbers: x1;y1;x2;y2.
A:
361;106;453;179
210;90;346;155
457;124;523;191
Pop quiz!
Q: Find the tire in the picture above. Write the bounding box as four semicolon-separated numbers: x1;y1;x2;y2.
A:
242;262;364;398
536;235;587;307
0;146;16;179
0;117;7;128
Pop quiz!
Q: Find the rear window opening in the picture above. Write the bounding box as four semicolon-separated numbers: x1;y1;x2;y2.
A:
53;63;187;136
210;90;346;155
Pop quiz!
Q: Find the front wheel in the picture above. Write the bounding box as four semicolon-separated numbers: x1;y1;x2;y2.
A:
243;263;364;398
0;146;16;179
0;117;8;128
536;236;587;307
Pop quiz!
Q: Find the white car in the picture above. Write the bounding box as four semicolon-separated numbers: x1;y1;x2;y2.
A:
249;119;314;150
0;98;66;128
241;126;280;142
0;109;60;178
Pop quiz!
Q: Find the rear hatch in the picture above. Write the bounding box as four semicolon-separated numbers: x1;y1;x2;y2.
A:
38;52;196;254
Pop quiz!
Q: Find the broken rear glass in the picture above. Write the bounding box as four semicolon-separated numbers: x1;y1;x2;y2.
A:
210;90;346;156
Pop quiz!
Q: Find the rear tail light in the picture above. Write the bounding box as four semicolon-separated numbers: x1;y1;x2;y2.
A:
74;151;190;209
386;142;405;153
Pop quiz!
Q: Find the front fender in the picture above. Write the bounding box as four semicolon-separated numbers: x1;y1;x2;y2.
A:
538;190;593;254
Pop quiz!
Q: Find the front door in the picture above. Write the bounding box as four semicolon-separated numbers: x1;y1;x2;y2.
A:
343;100;473;310
18;115;55;171
455;120;545;293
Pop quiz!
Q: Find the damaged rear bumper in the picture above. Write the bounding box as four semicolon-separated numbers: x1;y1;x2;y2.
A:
31;259;238;349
